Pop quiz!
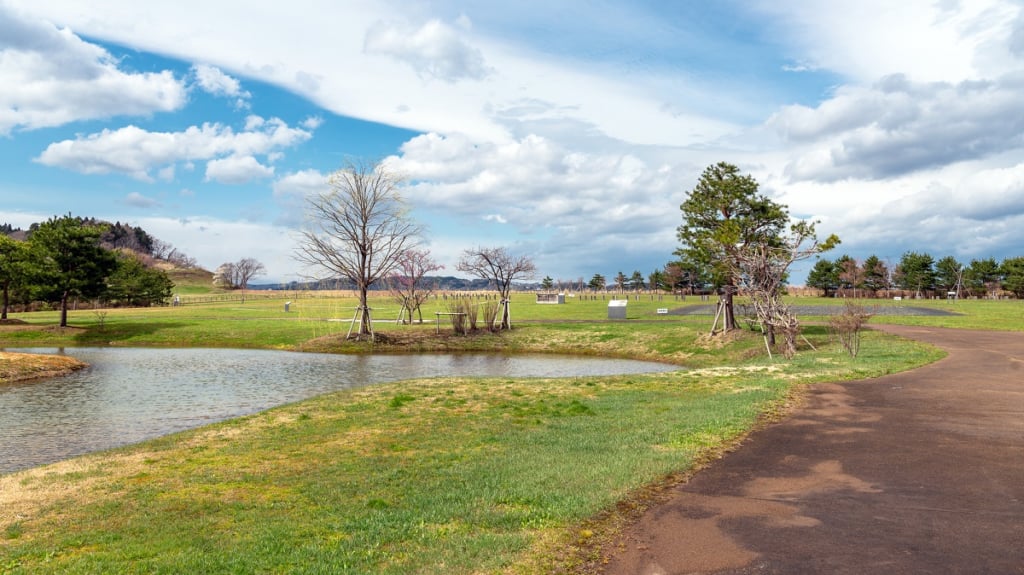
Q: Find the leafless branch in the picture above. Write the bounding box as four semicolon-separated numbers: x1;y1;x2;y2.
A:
456;246;536;330
294;159;422;337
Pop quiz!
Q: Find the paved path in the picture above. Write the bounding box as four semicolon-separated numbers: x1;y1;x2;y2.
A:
602;326;1024;575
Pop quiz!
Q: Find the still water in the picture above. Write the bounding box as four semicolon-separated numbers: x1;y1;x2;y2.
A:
1;347;677;474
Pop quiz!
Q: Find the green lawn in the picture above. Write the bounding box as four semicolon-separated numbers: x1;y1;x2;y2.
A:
1;293;1017;574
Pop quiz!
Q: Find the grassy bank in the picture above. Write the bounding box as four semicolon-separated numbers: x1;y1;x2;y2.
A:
2;294;1015;573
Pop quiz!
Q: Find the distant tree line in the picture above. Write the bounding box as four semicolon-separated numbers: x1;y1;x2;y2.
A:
805;252;1024;299
267;276;498;292
1;215;185;325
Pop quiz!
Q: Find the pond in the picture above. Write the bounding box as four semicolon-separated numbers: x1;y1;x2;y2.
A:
0;347;679;474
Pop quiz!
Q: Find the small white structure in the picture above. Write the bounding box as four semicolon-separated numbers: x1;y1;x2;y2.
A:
608;299;627;319
536;293;565;304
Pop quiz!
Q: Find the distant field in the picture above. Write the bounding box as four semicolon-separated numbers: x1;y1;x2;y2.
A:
4;292;1020;347
674;303;960;316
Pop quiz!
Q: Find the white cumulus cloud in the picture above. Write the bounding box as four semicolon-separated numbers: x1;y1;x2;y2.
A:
271;169;329;226
192;63;249;98
771;73;1024;181
205;155;274;184
192;63;251;108
363;17;492;82
388;131;688;274
0;3;186;134
35;116;314;181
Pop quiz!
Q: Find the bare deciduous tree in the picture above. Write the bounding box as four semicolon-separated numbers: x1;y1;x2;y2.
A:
213;258;266;289
838;257;863;297
829;301;872;358
150;238;172;260
387;248;443;324
295;160;421;338
165;247;197;269
234;257;266;289
213;262;235;288
456;246;536;330
733;221;839;358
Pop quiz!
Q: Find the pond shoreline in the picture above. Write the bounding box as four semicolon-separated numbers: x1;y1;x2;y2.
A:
1;346;679;474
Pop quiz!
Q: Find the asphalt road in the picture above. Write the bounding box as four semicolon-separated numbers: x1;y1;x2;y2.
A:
602;325;1024;575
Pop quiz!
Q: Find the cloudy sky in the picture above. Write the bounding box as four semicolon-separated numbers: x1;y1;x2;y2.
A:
2;0;1023;286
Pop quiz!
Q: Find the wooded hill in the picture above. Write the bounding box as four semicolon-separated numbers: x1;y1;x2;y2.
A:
4;219;198;270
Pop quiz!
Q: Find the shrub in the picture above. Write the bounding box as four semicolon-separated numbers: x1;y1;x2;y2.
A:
829;301;873;358
447;301;468;335
464;299;479;331
482;300;500;331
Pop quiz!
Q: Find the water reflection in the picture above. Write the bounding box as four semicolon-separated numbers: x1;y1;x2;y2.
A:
1;347;677;474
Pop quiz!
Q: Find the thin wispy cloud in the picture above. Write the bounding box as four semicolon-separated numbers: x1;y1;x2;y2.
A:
124;192;161;208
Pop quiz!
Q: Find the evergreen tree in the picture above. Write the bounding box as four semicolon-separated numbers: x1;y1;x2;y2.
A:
965;257;1001;298
895;251;936;297
649;269;666;292
934;256;963;295
1000;257;1024;298
677;162;788;330
105;253;175;306
29;214;117;327
0;236;31;320
806;258;839;297
861;255;889;293
629;270;645;291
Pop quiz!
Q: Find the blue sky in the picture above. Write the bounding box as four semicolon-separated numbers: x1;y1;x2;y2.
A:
3;0;1024;286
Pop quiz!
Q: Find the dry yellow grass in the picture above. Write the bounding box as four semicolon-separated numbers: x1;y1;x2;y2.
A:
0;351;86;384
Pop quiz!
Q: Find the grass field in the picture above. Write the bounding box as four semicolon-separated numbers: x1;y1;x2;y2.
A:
0;292;1019;574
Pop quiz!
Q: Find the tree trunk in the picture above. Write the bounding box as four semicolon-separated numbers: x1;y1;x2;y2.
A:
500;293;511;330
1;282;8;320
723;285;737;330
60;291;70;328
357;286;371;337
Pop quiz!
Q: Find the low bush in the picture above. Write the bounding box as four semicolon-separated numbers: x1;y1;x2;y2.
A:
829;301;873;358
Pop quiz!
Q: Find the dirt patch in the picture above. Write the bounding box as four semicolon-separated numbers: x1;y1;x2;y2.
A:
694;329;749;349
0;318;28;326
